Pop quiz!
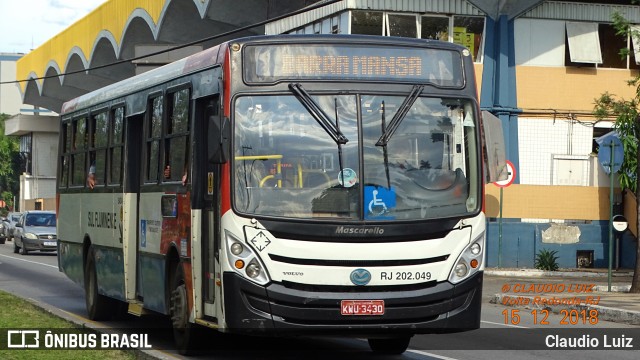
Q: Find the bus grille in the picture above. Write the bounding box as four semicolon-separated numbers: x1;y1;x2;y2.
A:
281;280;438;293
269;254;449;267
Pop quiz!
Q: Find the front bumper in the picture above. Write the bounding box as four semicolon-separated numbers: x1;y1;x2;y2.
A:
22;238;57;252
222;271;482;335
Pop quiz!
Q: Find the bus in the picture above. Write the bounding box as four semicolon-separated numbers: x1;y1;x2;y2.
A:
56;34;506;354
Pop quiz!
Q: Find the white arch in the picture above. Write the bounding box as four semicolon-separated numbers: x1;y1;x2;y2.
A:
119;8;160;57
62;47;91;83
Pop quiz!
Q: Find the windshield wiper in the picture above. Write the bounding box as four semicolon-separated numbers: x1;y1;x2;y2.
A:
289;83;349;145
334;98;347;188
381;101;391;189
375;84;424;146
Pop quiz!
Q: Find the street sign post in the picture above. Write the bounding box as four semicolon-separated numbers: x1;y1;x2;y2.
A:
493;160;516;268
595;134;623;292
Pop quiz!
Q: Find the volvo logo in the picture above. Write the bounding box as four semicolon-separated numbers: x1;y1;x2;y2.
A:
350;268;371;286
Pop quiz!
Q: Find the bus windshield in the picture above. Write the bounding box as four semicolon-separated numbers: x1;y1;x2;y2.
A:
233;93;479;221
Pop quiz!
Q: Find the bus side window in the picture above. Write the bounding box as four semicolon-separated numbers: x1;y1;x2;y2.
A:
146;96;163;183
88;111;108;189
72;117;87;186
164;88;190;185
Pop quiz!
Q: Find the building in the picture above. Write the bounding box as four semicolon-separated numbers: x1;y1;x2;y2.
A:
265;0;639;269
11;0;640;268
0;53;24;115
2;52;58;211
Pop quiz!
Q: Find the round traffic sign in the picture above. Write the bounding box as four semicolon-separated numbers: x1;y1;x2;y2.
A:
494;160;516;188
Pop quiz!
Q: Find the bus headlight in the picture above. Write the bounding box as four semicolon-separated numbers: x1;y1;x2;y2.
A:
246;260;262;278
224;231;270;285
449;233;484;284
230;242;244;255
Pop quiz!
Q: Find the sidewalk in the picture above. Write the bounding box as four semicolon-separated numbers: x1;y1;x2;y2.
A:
485;268;640;325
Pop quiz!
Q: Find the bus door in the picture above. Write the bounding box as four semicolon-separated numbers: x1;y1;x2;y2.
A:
194;95;223;318
123;113;144;308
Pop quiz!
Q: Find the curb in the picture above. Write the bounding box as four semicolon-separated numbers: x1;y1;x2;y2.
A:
18;296;173;359
490;293;640;326
485;269;634;278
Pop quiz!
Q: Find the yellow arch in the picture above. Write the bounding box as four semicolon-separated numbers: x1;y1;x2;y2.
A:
16;0;165;92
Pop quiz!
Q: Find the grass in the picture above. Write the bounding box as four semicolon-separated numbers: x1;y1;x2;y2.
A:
0;290;136;360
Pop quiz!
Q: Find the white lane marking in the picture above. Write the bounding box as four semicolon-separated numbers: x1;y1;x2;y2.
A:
0;253;58;269
482;320;529;328
406;349;462;360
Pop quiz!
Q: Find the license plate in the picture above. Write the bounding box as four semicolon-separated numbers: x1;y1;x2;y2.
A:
340;300;385;316
44;241;56;246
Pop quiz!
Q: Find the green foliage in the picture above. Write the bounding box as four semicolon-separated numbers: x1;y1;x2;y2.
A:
0;114;20;210
534;249;559;271
0;114;21;210
593;92;639;192
598;10;640;294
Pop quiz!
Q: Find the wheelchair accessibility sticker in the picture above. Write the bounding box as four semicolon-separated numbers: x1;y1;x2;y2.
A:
364;186;396;219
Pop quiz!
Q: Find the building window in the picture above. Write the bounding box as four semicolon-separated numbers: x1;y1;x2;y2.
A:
351;11;383;35
386;14;417;38
349;11;485;63
331;15;340;34
565;22;601;66
599;23;627;69
453;16;485;62
564;21;640;69
20;133;32;175
421;16;449;41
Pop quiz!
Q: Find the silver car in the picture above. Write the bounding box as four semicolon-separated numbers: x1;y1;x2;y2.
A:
13;211;57;255
2;212;22;242
0;218;6;244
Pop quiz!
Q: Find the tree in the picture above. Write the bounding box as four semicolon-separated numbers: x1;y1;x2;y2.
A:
0;113;20;212
593;12;640;293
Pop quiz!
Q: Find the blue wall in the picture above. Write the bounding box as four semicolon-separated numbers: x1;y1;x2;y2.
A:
486;220;637;269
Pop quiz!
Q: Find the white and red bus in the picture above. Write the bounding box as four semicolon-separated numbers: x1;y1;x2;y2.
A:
57;34;505;354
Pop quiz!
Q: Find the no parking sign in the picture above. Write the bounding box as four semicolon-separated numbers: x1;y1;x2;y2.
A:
493;160;516;188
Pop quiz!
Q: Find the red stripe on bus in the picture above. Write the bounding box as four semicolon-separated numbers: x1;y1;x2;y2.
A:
221;163;231;214
220;47;232;213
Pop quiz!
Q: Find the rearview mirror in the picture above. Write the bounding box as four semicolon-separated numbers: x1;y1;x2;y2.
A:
481;111;507;183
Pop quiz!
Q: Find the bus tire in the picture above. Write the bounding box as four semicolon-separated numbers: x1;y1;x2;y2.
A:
84;246;112;320
169;263;201;354
367;336;411;355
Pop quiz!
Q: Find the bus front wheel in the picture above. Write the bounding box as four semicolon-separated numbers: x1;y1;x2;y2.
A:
368;336;411;355
84;246;112;320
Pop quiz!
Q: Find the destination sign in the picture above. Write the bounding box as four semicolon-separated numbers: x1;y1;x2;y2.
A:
243;44;463;87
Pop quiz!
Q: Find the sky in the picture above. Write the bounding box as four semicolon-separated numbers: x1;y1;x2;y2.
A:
0;0;107;54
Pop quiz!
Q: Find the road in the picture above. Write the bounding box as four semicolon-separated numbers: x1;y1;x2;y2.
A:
0;240;638;359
